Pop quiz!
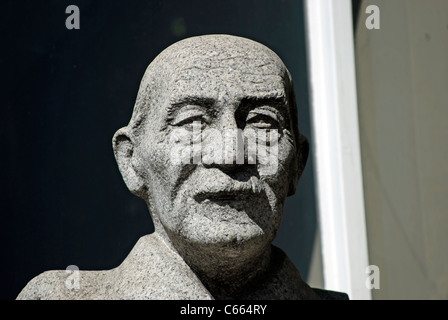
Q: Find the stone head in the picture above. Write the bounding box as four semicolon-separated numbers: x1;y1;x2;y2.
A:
112;35;308;262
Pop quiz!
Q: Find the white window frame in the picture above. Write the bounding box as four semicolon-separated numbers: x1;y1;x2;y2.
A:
304;0;371;300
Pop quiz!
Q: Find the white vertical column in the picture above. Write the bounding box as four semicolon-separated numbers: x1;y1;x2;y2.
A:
303;0;371;299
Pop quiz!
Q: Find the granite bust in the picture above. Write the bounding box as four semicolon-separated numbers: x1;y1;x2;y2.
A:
17;35;347;300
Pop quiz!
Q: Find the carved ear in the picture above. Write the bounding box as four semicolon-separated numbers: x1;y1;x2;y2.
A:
288;134;309;196
112;127;146;198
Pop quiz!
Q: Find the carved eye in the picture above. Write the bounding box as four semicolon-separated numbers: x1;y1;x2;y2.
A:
171;109;208;131
246;108;282;129
246;114;276;128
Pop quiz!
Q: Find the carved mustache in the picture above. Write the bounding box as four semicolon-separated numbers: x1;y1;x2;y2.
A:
187;175;265;203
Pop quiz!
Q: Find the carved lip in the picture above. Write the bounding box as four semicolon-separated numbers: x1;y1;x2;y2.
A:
194;191;247;203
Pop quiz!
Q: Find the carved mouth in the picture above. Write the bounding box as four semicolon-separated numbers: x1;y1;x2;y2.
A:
193;186;263;204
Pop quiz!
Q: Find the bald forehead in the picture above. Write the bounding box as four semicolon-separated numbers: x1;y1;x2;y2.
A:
153;35;289;102
172;60;286;103
160;35;286;69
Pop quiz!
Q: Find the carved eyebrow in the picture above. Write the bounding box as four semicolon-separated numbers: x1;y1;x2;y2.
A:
167;96;216;117
238;94;288;113
235;94;290;130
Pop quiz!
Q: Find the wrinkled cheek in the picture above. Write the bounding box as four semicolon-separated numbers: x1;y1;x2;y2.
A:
138;135;194;230
258;138;294;197
254;139;294;237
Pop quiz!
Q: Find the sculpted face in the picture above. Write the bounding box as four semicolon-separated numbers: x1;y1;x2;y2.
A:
114;35;307;262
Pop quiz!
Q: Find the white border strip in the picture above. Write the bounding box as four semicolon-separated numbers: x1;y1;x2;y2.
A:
304;0;371;299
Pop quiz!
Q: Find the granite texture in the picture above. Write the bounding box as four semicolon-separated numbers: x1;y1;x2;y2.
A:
18;233;336;300
17;35;347;300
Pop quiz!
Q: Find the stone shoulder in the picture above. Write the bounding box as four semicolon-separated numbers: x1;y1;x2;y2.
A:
16;233;212;300
17;269;111;300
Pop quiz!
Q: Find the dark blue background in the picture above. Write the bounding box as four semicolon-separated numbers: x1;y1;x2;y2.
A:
1;0;317;300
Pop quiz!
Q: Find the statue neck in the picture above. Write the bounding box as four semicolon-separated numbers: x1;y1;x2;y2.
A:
154;225;274;299
193;244;273;299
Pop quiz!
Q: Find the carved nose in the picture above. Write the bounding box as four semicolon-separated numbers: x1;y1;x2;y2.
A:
202;125;252;174
203;147;251;174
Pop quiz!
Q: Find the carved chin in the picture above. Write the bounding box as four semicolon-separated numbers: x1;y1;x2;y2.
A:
164;196;281;250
